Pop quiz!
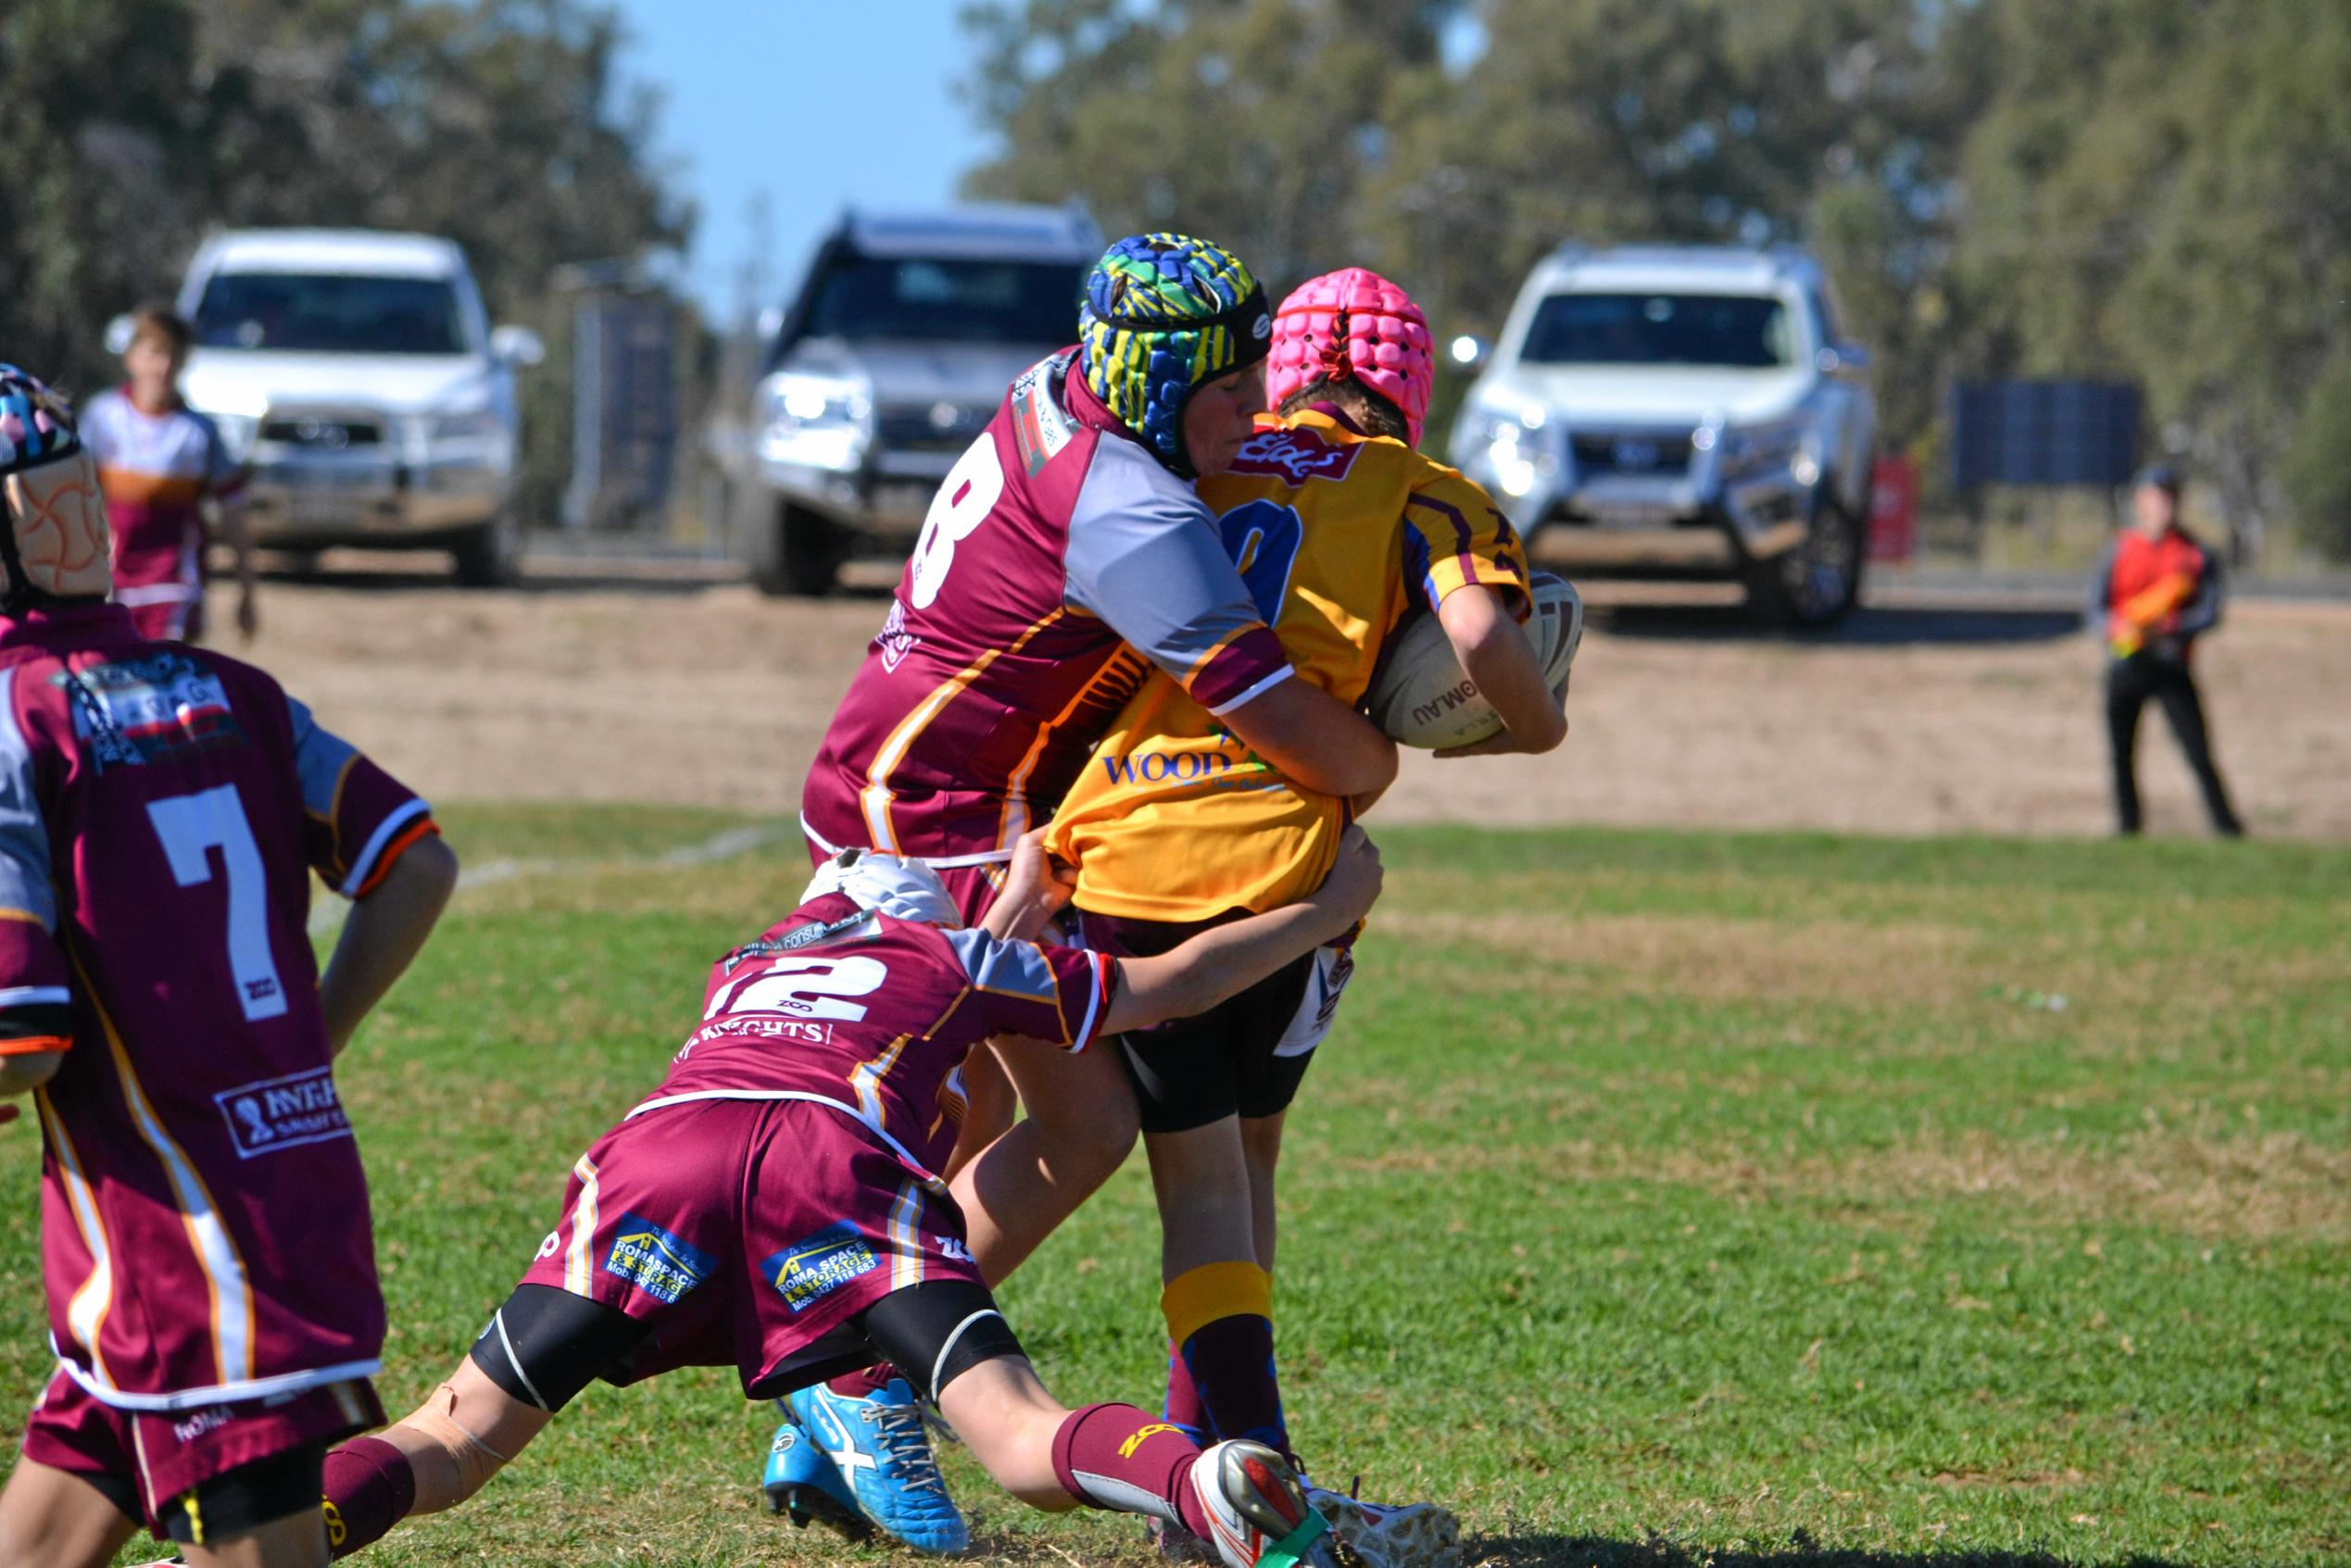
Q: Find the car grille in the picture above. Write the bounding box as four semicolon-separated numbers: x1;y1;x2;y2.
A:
874;402;988;455
260;415;383;449
1570;431;1693;478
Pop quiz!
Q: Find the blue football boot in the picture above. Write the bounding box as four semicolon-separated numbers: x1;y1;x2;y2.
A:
786;1376;968;1553
761;1406;874;1541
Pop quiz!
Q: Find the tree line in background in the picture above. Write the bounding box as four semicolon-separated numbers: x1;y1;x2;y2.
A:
5;0;2344;564
0;0;687;523
960;0;2351;564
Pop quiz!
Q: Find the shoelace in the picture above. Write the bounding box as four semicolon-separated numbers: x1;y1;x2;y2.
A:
862;1401;949;1496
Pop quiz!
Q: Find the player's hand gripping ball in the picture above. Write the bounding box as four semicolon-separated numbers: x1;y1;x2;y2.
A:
1366;571;1582;749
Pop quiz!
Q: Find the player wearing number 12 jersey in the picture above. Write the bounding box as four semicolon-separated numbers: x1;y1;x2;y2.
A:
0;369;459;1568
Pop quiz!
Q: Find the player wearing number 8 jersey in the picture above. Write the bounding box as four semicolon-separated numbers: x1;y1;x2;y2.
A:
0;369;459;1568
790;238;1398;1553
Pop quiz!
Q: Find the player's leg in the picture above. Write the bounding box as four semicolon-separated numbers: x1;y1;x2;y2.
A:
0;1457;141;1568
949;1031;1141;1283
320;1286;645;1556
859;1283;1336;1568
2151;664;2244;835
1148;1114;1288;1454
158;1446;337;1568
2105;658;2150;834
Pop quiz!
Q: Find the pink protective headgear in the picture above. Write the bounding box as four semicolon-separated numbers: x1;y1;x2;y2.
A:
1265;268;1436;445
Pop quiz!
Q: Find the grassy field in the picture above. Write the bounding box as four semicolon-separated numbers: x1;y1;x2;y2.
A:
1;806;2343;1567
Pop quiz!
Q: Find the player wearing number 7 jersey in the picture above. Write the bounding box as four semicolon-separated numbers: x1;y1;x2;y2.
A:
0;369;459;1568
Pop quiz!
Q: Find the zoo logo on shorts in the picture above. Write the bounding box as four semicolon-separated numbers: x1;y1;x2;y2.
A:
603;1213;714;1305
762;1221;880;1314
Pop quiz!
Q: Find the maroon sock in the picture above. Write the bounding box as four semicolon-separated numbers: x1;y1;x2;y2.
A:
1050;1401;1214;1539
827;1361;901;1399
1181;1313;1289;1456
1163;1338;1211;1444
321;1436;417;1558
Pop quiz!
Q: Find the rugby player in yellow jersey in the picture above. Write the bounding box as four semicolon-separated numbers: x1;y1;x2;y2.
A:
1044;270;1568;1567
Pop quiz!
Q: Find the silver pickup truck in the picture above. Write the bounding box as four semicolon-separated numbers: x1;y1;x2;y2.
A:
739;204;1100;595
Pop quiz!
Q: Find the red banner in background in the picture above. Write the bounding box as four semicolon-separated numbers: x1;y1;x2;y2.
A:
1868;455;1917;563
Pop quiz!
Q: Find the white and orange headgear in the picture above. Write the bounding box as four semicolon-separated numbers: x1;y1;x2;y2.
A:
0;367;110;612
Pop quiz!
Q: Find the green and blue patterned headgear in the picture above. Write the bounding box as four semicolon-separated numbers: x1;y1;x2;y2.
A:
1078;233;1270;478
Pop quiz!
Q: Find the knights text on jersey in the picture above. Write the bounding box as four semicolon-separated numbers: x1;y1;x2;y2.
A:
0;602;434;1411
633;891;1115;1177
800;351;1291;866
1048;408;1529;922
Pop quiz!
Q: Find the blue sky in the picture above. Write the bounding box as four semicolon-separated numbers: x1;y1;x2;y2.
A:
609;0;984;322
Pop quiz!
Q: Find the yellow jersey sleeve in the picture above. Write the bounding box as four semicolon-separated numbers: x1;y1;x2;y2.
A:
1402;467;1532;619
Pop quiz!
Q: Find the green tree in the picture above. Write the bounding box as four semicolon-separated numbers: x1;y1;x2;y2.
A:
0;0;688;521
1953;0;2351;560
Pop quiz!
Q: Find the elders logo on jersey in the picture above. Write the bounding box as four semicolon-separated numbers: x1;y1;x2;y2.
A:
57;650;244;771
762;1220;880;1314
1226;428;1361;486
604;1212;715;1305
214;1066;353;1160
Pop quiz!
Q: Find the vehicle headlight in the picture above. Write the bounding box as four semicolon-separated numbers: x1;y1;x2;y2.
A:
758;372;873;473
1719;421;1808;476
430;408;506;445
1455;405;1548;499
211;414;258;462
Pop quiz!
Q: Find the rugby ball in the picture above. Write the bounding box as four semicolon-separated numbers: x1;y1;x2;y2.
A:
1365;572;1583;749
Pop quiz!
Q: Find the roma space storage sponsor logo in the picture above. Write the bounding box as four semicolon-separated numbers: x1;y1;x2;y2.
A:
214;1066;352;1159
603;1212;714;1305
762;1221;880;1314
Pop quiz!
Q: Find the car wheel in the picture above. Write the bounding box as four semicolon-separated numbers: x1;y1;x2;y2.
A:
451;510;522;588
1746;489;1866;629
750;503;843;597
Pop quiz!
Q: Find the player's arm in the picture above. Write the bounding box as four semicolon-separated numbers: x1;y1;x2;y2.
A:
1101;827;1381;1035
1065;461;1396;798
319;834;458;1056
287;694;459;1054
1219;679;1398;798
205;420;258;639
1434;583;1568;758
983;828;1077;944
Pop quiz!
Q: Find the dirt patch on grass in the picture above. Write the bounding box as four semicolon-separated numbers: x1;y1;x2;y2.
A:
1379;908;1985;1010
1344;1126;2351;1243
238;567;2351;840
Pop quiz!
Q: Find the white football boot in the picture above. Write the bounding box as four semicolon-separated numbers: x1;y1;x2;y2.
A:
1188;1439;1340;1568
1303;1483;1462;1568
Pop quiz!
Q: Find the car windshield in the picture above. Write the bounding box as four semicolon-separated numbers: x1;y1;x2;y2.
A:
798;256;1081;346
1520;292;1794;369
194;272;469;355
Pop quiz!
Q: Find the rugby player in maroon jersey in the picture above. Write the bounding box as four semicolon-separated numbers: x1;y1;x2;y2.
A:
315;827;1381;1568
0;367;458;1568
788;233;1400;1546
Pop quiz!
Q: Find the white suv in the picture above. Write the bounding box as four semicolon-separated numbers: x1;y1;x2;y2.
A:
152;229;543;584
1451;245;1875;625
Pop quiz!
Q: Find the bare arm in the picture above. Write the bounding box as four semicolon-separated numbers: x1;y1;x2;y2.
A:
215;495;259;640
1102;828;1382;1035
1221;679;1399;798
1432;585;1566;759
0;1049;62;1100
319;835;459;1056
981;829;1075;944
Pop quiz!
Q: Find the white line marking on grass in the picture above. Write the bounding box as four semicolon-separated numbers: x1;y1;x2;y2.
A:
307;822;791;938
